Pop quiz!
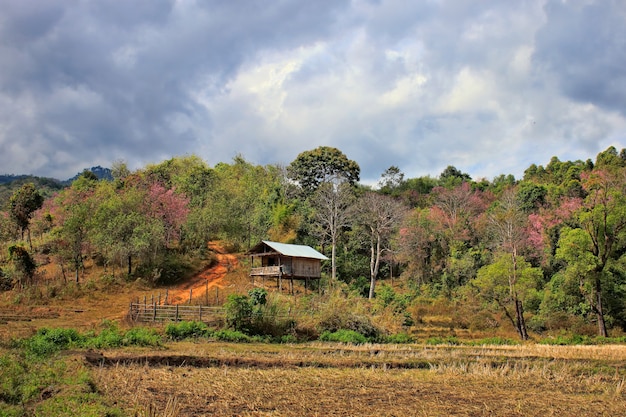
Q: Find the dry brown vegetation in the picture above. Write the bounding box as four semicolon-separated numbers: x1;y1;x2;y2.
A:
91;342;626;416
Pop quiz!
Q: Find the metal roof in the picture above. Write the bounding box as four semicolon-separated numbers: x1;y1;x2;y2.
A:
260;240;329;260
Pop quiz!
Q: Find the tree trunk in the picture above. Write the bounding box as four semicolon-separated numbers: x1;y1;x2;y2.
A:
515;299;528;340
595;278;608;337
331;235;337;281
369;232;381;300
128;254;132;276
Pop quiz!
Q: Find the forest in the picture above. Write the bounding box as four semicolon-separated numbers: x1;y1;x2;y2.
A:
1;145;626;341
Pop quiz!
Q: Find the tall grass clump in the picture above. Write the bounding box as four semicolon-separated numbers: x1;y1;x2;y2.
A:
165;321;212;340
22;327;85;357
319;329;368;344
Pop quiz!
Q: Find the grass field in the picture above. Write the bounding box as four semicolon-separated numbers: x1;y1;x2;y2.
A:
87;341;626;416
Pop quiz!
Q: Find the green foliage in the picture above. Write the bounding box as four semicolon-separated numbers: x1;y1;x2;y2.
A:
0;268;13;291
224;294;254;333
165;321;212;340
8;183;44;240
287;146;360;193
425;336;460;345
385;332;415;344
319;329;368;344
22;328;85;357
20;325;161;357
7;245;36;285
212;329;251;342
248;287;268;306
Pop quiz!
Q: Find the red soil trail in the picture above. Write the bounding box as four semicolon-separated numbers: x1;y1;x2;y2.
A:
166;242;237;304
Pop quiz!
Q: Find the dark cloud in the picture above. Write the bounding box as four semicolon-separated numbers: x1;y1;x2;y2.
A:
0;0;623;183
534;0;626;115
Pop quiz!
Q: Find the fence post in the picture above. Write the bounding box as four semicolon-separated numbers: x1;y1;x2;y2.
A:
158;292;161;306
189;289;192;304
153;302;157;322
176;304;179;321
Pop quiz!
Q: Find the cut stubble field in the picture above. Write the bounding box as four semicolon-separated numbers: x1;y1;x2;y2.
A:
91;342;626;417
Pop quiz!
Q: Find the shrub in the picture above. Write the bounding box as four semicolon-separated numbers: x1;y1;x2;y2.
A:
425;336;460;346
386;332;415;344
224;294;254;333
319;329;368;344
24;328;84;357
212;329;251;343
165;321;212;340
84;327;125;349
0;268;13;291
122;327;161;347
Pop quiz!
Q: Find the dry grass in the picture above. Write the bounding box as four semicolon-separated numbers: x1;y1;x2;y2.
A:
91;342;626;417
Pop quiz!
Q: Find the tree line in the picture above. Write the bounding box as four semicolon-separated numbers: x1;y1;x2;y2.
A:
1;146;625;339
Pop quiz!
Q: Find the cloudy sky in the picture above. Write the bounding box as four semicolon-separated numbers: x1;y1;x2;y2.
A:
0;0;624;184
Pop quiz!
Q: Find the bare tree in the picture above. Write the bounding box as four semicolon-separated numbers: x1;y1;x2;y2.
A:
311;180;356;281
354;192;406;299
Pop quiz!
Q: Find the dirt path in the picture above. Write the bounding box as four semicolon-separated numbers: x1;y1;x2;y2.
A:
166;242;237;304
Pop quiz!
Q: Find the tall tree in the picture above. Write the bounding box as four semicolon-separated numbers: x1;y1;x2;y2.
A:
311;181;356;281
556;168;626;337
9;183;44;249
354;192;405;299
481;188;535;340
287;146;360;194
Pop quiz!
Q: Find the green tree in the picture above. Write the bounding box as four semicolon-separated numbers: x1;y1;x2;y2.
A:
483;188;535;339
8;244;36;287
8;183;44;249
555;168;626;337
474;253;542;340
287;146;360;194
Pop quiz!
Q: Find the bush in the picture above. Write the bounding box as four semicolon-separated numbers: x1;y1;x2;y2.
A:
224;294;254;333
122;327;161;347
0;268;13;291
319;329;368;344
386;332;415;344
24;328;84;357
165;321;212;340
212;329;251;343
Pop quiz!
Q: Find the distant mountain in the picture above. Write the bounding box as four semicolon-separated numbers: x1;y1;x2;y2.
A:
0;174;31;184
0;166;113;208
63;166;113;184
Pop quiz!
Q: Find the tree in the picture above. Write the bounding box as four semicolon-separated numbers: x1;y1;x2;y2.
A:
378;166;405;195
51;182;97;283
482;188;534;340
8;183;44;249
287;146;360;194
556;168;626;337
8;244;36;287
474;253;541;339
439;165;471;188
311;181;356;281
354;192;405;299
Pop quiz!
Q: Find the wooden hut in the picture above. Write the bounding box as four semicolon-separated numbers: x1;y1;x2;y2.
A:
247;241;328;293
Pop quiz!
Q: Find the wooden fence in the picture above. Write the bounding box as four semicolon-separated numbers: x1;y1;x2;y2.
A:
128;302;224;324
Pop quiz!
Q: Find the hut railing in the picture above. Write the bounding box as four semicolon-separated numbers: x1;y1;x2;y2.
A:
249;265;292;276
